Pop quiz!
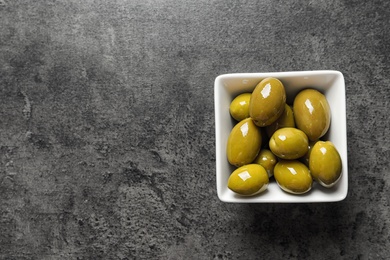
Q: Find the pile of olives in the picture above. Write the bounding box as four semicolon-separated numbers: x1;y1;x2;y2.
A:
227;78;342;196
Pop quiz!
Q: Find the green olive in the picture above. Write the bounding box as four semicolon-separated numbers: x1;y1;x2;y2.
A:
274;160;312;194
293;89;331;141
309;141;342;187
269;127;309;160
249;77;286;127
301;141;317;167
229;93;251;121
227;118;262;167
253;149;277;177
228;164;269;196
266;104;295;137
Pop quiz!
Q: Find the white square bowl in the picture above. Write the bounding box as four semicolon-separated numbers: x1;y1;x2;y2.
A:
214;71;348;203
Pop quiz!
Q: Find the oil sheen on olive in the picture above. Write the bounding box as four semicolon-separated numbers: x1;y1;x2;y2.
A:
309;141;342;188
253;149;277;177
274;160;312;194
229;93;251;122
293;89;331;141
301;141;317;167
266;104;295;138
249;77;286;127
269;127;309;160
226;118;262;167
228;164;269;196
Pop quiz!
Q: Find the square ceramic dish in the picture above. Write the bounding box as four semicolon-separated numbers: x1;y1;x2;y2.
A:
214;71;348;203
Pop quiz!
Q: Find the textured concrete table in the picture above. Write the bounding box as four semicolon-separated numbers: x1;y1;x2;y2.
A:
1;1;389;259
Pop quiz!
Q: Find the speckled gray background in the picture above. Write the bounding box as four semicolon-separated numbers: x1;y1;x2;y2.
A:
1;0;389;259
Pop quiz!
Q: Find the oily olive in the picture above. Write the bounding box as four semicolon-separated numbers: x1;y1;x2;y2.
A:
253;149;277;177
274;160;312;194
309;141;342;188
293;89;331;141
229;93;251;121
249;77;286;127
228;164;269;196
301;141;317;167
269;127;309;160
226;118;262;167
266;104;295;138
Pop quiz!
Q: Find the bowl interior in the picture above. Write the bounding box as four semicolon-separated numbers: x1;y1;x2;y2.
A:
215;71;348;203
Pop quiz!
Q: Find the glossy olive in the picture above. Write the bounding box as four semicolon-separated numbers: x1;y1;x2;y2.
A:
309;141;342;187
229;93;251;121
228;164;269;196
249;77;286;127
269;127;309;160
301;141;317;167
274;160;312;194
227;118;262;167
266;104;295;137
253;149;277;177
293;89;331;141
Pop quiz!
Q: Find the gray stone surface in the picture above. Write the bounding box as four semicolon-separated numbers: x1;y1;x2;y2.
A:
1;0;389;259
